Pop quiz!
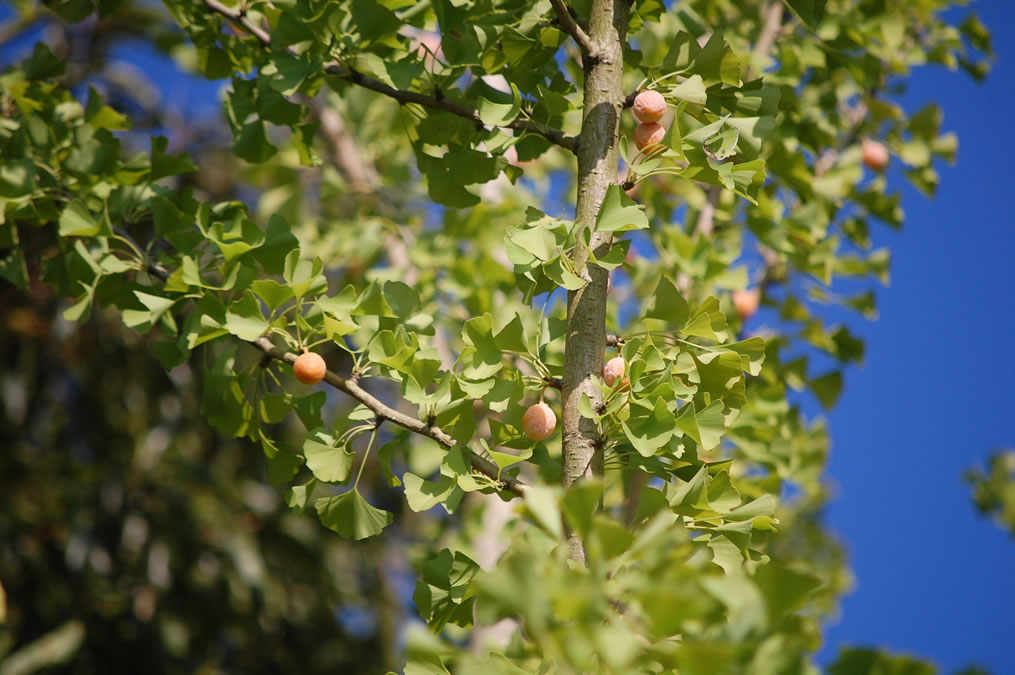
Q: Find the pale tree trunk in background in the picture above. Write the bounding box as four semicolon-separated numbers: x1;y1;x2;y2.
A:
469;495;517;655
561;0;630;565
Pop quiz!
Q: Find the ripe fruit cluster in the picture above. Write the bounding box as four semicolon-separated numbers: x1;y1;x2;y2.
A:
632;90;667;151
293;351;327;385
522;355;632;442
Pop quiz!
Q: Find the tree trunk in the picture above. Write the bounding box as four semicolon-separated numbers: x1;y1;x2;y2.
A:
561;0;629;564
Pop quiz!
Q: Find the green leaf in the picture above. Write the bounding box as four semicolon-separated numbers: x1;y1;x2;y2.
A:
224;290;269;340
461;314;504;379
578;392;601;421
829;648;935;675
809;371;843;409
723;337;766;376
682;297;729;342
522;486;563;540
622;398;675;457
259;432;303;485
23;43;65;80
667;75;707;105
676;400;726;451
368;329;419;373
252;279;294;311
644;276;690;326
726;494;777;522
592;516;635;561
670;465;708;509
0;247;29;290
416;149;480;208
283;250;327;300
151;136;196;180
597;239;631;270
561;480;603;538
269;52;321;96
544;256;586;290
693;32;740;87
705;470;741;512
477;82;522;126
662;32;701;73
85;86;130;131
693;351;745;411
315;489;393;540
287;479;317;512
494;314;528;353
507;224;558;262
595;184;648;233
304;429;356;483
485;443;532;473
123;291;177;329
403;473;462;513
257;214;300;275
383;281;421;320
350;0;402;41
259;393;292;423
58;201;103;237
413;549;479;631
783;0;827;29
708;535;743;573
232;121;276;163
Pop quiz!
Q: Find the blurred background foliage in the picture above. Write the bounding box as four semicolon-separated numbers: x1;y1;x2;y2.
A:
0;279;402;673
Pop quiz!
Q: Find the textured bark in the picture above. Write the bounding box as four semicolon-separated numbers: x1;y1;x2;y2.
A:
561;0;629;564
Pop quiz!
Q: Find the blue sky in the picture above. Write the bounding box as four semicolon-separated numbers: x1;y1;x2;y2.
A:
817;1;1015;671
2;1;1013;671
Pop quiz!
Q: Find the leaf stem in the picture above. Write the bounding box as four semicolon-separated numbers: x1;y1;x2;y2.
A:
352;424;380;490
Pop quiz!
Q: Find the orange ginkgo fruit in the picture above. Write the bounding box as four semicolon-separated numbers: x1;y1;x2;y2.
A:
293;352;327;385
632;90;666;123
522;402;557;441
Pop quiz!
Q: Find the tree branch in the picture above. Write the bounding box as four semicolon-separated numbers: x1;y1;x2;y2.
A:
201;0;577;154
312;96;381;192
814;100;868;176
203;0;270;43
549;0;597;58
749;1;784;79
251;337;526;497
678;0;783;293
133;237;524;496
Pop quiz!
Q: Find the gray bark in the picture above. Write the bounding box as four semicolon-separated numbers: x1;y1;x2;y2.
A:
561;0;629;564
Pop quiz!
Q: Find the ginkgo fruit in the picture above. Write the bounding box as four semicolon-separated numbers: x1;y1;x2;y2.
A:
632;90;666;123
522;402;556;441
732;289;761;320
861;137;890;171
603;356;626;387
293;351;327;385
634;122;665;151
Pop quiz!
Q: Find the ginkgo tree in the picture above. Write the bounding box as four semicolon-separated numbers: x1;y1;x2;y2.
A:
0;0;993;671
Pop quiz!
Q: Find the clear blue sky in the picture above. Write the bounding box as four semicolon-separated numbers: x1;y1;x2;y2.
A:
818;1;1015;671
2;1;1012;671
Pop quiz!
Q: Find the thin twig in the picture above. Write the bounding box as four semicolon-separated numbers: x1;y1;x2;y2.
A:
814;100;869;176
252;337;527;496
549;0;597;59
201;0;576;153
749;2;784;79
133;232;522;495
677;0;783;293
